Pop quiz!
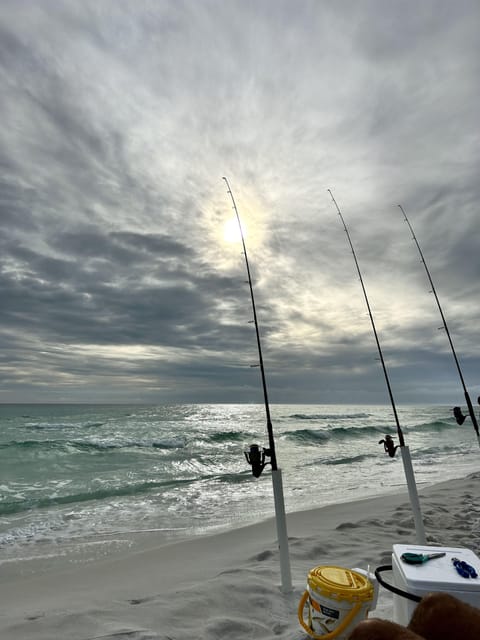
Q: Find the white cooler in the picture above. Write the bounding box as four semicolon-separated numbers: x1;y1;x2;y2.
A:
392;544;480;625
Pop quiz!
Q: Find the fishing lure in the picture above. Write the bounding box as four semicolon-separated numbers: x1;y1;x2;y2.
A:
452;557;478;579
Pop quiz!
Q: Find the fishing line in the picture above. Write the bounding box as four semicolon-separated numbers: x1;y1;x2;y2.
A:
328;189;426;544
399;204;480;447
222;176;292;592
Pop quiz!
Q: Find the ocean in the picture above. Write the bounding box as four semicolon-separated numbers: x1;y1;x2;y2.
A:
1;403;478;576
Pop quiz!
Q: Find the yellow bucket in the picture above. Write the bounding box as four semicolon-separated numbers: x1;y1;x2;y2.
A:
298;566;374;639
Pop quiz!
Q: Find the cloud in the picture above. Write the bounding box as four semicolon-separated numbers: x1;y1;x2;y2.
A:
0;0;479;404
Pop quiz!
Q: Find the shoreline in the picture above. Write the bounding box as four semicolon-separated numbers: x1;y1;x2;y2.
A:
0;472;452;584
1;472;479;639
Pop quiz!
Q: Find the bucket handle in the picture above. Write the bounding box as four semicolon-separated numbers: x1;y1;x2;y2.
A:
374;565;422;603
298;590;363;640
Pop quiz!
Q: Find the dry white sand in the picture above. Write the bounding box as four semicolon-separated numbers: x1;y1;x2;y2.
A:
1;472;479;640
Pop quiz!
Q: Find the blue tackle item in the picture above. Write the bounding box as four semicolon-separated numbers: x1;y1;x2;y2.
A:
401;552;446;565
452;557;478;578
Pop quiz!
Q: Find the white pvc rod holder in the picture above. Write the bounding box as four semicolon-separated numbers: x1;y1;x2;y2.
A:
400;445;426;545
271;468;293;593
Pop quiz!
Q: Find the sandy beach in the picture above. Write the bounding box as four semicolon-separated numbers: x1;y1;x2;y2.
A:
1;472;479;640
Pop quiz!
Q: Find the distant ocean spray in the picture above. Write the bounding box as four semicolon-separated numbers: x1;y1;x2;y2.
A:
0;403;478;571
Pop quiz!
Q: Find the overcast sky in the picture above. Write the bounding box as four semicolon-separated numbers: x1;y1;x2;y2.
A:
0;0;479;405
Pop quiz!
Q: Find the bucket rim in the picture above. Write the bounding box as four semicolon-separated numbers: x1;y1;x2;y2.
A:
307;566;374;603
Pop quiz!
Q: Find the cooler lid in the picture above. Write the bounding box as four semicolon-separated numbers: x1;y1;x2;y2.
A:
393;544;480;592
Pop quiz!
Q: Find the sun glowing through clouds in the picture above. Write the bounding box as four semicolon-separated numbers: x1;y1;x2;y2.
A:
223;216;246;243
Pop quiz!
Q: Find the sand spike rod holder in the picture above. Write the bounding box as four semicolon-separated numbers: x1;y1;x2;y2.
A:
222;177;292;593
328;190;426;546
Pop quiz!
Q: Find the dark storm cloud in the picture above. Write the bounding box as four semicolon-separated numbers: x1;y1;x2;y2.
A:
2;228;219;345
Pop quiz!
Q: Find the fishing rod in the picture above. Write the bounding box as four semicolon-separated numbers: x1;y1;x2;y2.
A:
399;204;480;447
222;176;292;593
328;189;426;545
